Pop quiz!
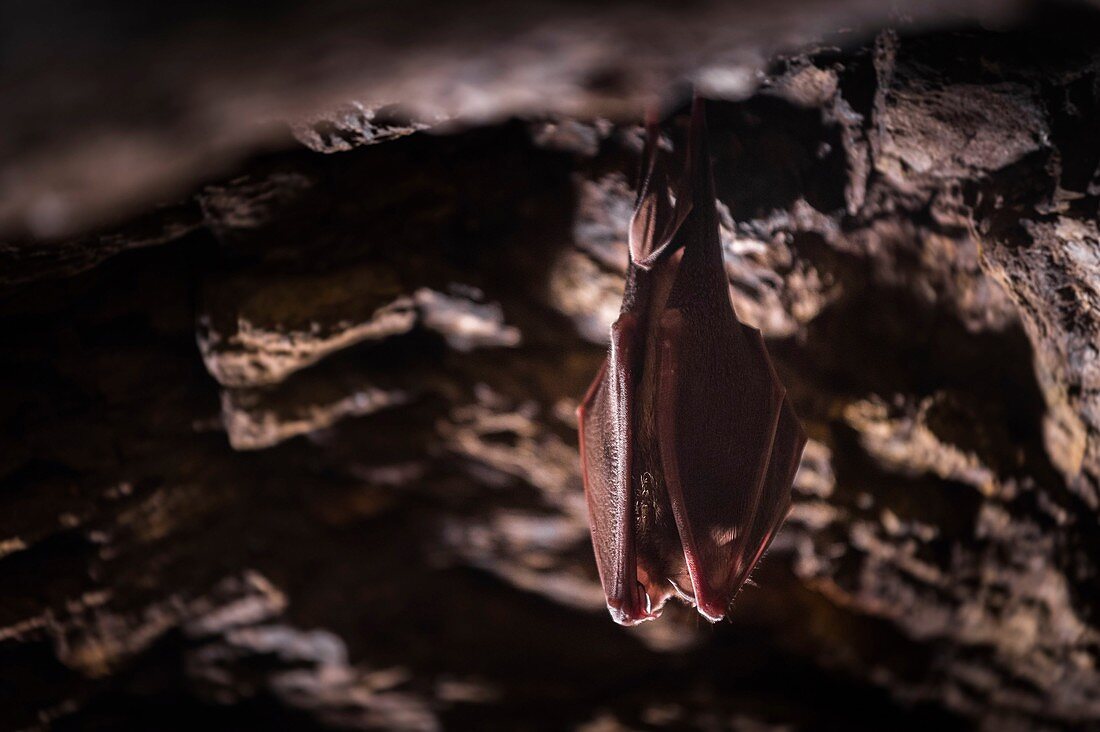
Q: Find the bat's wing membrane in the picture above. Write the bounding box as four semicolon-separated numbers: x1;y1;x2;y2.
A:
728;397;806;595
648;97;803;621
655;310;786;621
577;316;654;625
583;95;806;625
630;121;693;270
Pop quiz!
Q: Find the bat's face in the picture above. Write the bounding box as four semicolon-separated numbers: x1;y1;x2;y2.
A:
577;98;807;626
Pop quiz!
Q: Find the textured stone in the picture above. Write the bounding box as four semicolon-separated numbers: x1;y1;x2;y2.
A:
290;102;436;154
984;216;1100;507
5;9;1100;732
0;0;1022;240
198;267;418;388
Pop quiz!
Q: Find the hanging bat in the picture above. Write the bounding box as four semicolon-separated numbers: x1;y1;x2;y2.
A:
577;97;807;625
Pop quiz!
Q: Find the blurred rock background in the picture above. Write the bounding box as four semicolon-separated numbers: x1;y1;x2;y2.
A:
3;1;1100;730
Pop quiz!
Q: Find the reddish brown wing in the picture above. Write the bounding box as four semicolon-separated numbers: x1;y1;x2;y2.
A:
576;316;654;625
652;97;794;620
655;307;785;620
630;118;693;270
727;397;806;595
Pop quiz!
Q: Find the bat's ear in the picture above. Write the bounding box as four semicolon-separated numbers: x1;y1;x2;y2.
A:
629;113;694;270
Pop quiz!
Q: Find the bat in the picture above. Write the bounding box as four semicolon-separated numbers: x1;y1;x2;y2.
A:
577;97;807;625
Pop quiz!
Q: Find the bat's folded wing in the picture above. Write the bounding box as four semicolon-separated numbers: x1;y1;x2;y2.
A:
728;398;806;595
655;311;787;621
629;120;693;270
577;317;654;625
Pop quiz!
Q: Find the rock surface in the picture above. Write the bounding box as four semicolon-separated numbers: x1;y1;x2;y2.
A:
3;4;1100;731
0;0;1024;240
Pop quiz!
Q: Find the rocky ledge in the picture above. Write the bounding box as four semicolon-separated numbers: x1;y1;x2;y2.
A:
2;2;1100;730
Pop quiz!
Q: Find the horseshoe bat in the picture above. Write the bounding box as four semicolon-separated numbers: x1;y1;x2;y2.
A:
577;97;807;625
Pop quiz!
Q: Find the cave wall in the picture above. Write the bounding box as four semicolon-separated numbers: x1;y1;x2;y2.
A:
3;3;1100;731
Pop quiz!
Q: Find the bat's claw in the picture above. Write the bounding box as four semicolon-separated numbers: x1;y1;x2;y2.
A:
606;584;660;626
607;605;658;626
